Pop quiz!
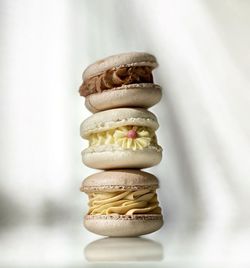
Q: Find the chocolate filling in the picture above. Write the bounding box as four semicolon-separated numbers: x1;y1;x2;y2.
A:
79;66;154;97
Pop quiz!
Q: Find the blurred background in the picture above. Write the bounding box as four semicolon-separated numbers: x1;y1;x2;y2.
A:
0;0;250;267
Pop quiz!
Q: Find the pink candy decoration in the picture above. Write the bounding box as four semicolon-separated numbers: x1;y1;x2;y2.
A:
127;129;137;139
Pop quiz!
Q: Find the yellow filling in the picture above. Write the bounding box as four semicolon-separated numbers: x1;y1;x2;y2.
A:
89;126;158;150
88;189;162;215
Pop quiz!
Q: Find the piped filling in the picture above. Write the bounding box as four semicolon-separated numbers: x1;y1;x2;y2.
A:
88;126;159;150
87;189;161;216
79;66;153;97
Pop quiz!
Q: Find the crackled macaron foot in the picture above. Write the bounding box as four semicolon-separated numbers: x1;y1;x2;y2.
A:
81;170;164;237
80;108;162;169
79;52;162;113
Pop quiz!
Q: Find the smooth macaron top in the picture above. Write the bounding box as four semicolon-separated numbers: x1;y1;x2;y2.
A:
80;108;159;139
80;169;159;193
83;52;158;81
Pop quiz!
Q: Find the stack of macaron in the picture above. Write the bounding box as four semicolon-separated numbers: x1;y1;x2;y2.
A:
79;52;164;237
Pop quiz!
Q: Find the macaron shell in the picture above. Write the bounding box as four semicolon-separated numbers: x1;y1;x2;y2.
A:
85;83;162;113
84;214;163;237
82;146;162;169
81;169;159;193
83;52;157;80
80;108;159;138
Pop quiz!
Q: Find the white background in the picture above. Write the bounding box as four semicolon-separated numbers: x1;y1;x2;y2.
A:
0;0;250;267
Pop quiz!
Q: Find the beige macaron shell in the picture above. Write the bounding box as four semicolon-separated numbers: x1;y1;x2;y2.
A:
80;108;159;139
84;214;163;237
81;169;159;193
82;146;162;169
85;83;162;113
83;52;158;80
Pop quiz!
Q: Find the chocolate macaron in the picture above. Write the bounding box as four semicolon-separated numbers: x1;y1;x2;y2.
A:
79;52;162;113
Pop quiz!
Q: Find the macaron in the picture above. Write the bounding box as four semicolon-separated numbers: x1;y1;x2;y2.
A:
80;108;162;169
81;170;164;237
79;52;162;113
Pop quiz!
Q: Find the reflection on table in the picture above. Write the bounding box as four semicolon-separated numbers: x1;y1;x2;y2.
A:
84;237;163;262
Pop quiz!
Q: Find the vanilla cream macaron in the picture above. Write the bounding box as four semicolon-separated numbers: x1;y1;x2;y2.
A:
80;108;162;169
81;170;164;237
79;52;162;113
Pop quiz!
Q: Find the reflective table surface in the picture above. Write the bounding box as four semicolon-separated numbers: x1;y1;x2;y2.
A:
0;223;249;268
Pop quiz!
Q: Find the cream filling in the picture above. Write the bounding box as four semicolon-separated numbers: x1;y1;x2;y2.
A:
88;126;158;150
88;189;162;215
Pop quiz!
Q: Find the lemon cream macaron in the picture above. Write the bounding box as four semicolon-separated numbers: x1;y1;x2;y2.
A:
80;108;162;169
79;52;162;113
81;170;163;237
